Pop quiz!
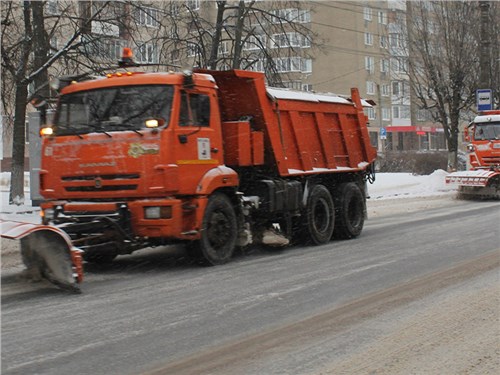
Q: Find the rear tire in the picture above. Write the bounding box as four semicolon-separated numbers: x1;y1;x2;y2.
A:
188;193;237;265
305;184;335;245
333;182;365;239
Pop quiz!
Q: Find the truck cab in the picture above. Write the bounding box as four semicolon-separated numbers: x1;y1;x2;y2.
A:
466;111;500;169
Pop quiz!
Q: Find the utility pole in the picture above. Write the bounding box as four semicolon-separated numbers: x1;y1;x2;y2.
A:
479;1;491;90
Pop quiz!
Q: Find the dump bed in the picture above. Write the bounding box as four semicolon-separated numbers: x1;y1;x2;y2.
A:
201;69;377;176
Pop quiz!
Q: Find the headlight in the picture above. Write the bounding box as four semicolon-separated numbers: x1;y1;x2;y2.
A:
144;206;172;219
467;144;475;152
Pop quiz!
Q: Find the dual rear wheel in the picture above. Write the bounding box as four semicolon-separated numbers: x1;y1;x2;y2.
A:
297;182;365;244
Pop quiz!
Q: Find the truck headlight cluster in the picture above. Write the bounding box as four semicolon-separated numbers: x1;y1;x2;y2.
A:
144;206;172;219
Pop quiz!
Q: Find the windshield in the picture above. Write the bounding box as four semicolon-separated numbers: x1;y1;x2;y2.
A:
55;85;174;135
474;122;500;141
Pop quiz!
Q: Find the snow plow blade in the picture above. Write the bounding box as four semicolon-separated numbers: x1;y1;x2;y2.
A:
0;220;83;293
446;170;500;199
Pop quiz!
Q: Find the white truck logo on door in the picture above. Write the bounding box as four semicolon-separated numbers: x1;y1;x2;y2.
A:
197;138;210;160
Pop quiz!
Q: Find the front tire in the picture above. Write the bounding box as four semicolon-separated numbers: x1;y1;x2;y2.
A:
190;193;237;265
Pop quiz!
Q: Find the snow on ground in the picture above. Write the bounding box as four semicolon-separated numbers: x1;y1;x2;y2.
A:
0;170;457;224
368;169;456;200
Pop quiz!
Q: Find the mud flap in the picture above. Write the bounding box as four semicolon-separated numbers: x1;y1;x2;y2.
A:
1;220;83;293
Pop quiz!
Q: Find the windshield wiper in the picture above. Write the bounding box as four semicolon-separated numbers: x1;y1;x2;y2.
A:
88;122;112;138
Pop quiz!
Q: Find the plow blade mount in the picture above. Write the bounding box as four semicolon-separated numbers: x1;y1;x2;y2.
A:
446;170;500;199
1;220;83;293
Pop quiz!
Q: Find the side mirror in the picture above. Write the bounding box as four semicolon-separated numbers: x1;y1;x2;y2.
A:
31;96;48;126
464;123;473;142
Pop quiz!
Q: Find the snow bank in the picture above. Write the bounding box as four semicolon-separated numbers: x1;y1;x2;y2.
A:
369;170;455;200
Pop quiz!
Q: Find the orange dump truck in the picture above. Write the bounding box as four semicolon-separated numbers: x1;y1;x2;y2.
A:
38;68;376;266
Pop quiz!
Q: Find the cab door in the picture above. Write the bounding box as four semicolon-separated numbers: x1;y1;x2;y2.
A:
174;89;223;194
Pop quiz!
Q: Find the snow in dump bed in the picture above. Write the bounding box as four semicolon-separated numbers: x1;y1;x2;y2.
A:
267;87;373;107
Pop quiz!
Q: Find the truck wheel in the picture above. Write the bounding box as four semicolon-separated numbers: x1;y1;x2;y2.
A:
198;193;237;265
333;183;365;239
306;184;335;245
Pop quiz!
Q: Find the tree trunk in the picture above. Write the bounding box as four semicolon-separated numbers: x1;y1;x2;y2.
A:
208;1;226;70
9;1;32;205
32;1;50;102
9;82;29;204
232;1;245;69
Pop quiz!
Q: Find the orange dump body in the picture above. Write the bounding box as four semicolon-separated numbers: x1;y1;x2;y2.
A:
202;69;377;176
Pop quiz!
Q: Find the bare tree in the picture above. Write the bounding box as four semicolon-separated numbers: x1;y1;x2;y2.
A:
405;1;498;171
154;0;319;86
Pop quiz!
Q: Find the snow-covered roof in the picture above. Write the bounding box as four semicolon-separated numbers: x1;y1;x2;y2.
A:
266;87;373;107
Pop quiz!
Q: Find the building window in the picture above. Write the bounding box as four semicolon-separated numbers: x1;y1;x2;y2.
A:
136;42;158;63
366;81;376;95
381;84;390;96
273;57;311;73
391;57;408;73
365;56;375;74
248;59;265;72
380;59;389;73
218;41;229;55
186;0;200;10
271;8;296;23
364;7;372;21
392;81;401;96
392;106;400;119
301;58;312;73
380;35;388;49
283;81;302;90
170;49;180;62
46;0;60;15
271;32;310;48
134;7;160;28
187;43;200;57
389;33;402;48
90;38;125;60
243;35;267;51
401;105;411;119
302;84;313;92
382;107;391;120
364;33;373;46
378;11;387;25
365;107;376;120
271;8;310;23
298;9;311;23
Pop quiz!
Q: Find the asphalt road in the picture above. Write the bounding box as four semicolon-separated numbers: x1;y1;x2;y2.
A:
1;198;499;375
